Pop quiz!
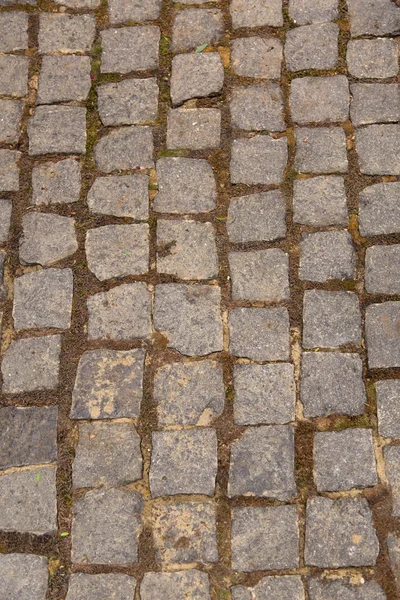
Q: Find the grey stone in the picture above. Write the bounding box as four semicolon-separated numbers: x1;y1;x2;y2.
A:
85;224;149;281
234;363;296;425
0;0;36;4
384;445;400;516
295;127;348;173
13;268;73;330
348;0;400;37
0;467;57;534
66;573;136;600
232;37;283;79
285;23;339;71
376;380;400;438
37;55;91;104
359;182;400;236
157;219;218;279
32;159;81;205
167;108;221;150
154;157;216;213
230;84;285;132
293;176;348;226
388;533;400;593
0;406;58;469
87;174;148;219
300;352;366;417
308;578;386;600
300;231;356;282
28;106;86;156
289;0;338;24
94;126;154;172
229;307;290;361
230;0;283;28
150;428;218;496
366;301;400;368
71;488;143;565
2;335;61;393
100;26;160;73
53;0;100;6
171;53;224;106
154;284;223;356
232;577;305;600
0;150;20;191
87;283;152;340
98;78;159;126
229;425;296;500
0;198;12;242
366;245;400;294
305;497;379;567
141;571;211;600
0;100;23;144
152;501;218;564
356;125;400;175
20;213;78;266
229;249;289;301
0;12;29;52
0;554;48;600
71;348;145;420
290;76;349;124
231;506;299;571
0;55;28;97
350;84;400;126
108;0;161;24
227;191;286;242
73;422;142;488
172;9;224;52
347;39;398;79
230;135;288;184
38;13;96;54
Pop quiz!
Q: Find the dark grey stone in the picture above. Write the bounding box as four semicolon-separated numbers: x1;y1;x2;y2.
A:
32;159;81;205
172;9;224;52
230;84;285;132
300;231;356;282
350;84;400;126
0;100;23;144
232;37;283;79
171;53;224;106
388;532;400;594
366;245;400;294
66;573;136;600
94;126;154;172
295;127;348;174
0;12;29;52
376;380;400;438
227;191;286;242
285;23;339;71
38;13;96;54
359;182;400;236
289;0;338;24
230;135;288;184
229;249;289;301
232;577;305;600
348;0;400;36
37;55;91;104
366;301;400;368
20;213;78;266
0;150;20;191
308;578;386;600
293;176;348;226
167;108;221;150
141;571;211;600
0;554;48;600
229;307;290;361
0;198;12;242
0;55;28;97
357;125;400;175
290;75;349;124
108;0;161;24
230;0;283;27
98;78;159;126
347;39;398;79
87;174;148;219
101;26;160;73
28;106;86;156
384;445;400;516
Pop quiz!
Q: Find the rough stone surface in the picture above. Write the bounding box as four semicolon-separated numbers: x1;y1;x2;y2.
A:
0;198;12;243
20;213;78;266
229;307;290;361
66;574;136;600
359;182;400;236
290;76;349;124
376;380;400;438
230;84;285;132
388;533;400;594
366;245;400;294
94;126;154;172
108;0;161;24
28;106;86;156
308;578;386;600
101;26;160;73
37;55;91;104
229;249;289;301
227;191;286;242
232;577;305;600
0;150;20;191
0;100;23;144
384;445;400;516
356;125;400;175
172;9;224;51
167;108;221;150
0;554;48;600
141;570;212;600
87;174;148;219
0;55;28;97
98;78;159;126
289;0;338;24
230;0;283;28
366;302;400;368
295;127;348;173
350;84;400;126
231;37;283;78
0;12;29;52
38;14;96;53
230;135;288;184
32;159;81;205
171;53;224;106
293;176;348;226
300;231;356;282
285;23;339;71
347;39;398;79
348;0;400;36
53;0;99;6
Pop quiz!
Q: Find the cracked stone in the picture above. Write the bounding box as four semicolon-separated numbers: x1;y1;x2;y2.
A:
289;0;338;24
230;84;285;132
171;53;224;106
141;571;211;600
347;39;398;79
229;249;289;302
98;78;159;126
293;176;348;226
285;23;339;71
300;231;356;282
172;9;224;52
296;127;348;173
232;577;305;600
290;75;349;124
350;84;400;126
101;26;160;73
20;212;78;266
0;150;20;191
229;307;290;361
384;445;400;516
366;245;400;294
37;55;91;104
0;199;12;242
94;126;154;172
108;0;161;24
230;135;288;184
38;13;96;53
377;380;400;438
167;108;221;150
356;125;400;175
66;574;136;600
227;190;286;242
87;174;148;219
359;182;400;236
0;554;48;600
366;301;400;368
0;55;28;97
232;37;283;78
32;159;81;205
0;12;29;51
28;106;86;156
348;0;400;36
308;578;386;600
230;0;283;28
0;100;23;144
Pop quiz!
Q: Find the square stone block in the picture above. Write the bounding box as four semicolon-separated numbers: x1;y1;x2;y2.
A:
230;135;288;184
87;174;148;219
0;99;23;144
229;249;289;301
293;176;348;226
366;245;400;294
347;39;398;79
356;124;400;175
285;23;339;71
20;213;78;266
0;12;29;51
366;301;400;368
300;230;356;282
376;379;400;438
290;75;349;124
350;83;400;126
359;182;400;236
141;571;211;600
37;55;91;104
0;55;28;97
171;53;224;106
289;0;338;24
227;191;286;242
38;13;95;53
28;106;86;156
0;150;20;191
94;126;154;172
98;78;159;126
32;159;81;205
230;0;283;28
0;554;48;600
229;307;290;361
384;445;400;516
101;26;160;73
66;573;136;600
232;577;304;600
230;84;285;132
348;0;400;36
172;9;224;52
108;0;161;23
232;37;283;78
295;127;348;173
308;578;386;600
167;108;221;150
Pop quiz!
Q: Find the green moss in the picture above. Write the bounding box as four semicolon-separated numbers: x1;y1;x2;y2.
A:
160;35;171;56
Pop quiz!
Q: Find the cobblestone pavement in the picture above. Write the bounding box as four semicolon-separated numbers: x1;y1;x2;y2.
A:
2;0;400;598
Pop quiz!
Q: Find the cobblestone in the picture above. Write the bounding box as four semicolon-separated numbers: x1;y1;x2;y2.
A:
295;127;348;173
0;554;48;600
232;576;305;600
230;0;283;28
100;26;160;73
376;379;400;438
108;0;161;24
347;39;398;79
384;445;400;516
356;124;400;175
38;13;96;54
359;182;400;236
350;84;400;126
37;55;91;104
365;301;400;368
229;307;290;361
171;53;224;106
87;174;149;219
141;570;211;600
231;37;283;78
348;0;400;36
285;23;339;71
230;84;285;132
290;76;349;124
32;159;81;205
167;108;221;150
229;248;289;301
0;199;12;242
66;573;136;600
28;106;87;156
172;9;224;52
293;176;348;226
300;231;356;282
227;191;287;242
20;213;78;266
0;55;28;97
230;135;288;184
98;78;159;126
0;100;23;144
0;150;20;191
289;0;338;24
365;244;400;294
308;578;386;600
94;126;154;172
0;12;29;52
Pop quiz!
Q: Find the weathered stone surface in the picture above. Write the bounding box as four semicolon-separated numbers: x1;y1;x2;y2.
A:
347;39;398;79
101;26;160;73
71;348;145;420
289;0;338;24
38;14;96;53
384;445;400;516
305;497;379;567
348;0;400;36
28;106;86;156
229;249;289;301
232;37;283;78
154;284;223;356
359;182;400;236
0;12;29;52
231;506;299;571
388;532;400;593
295;127;348;173
300;231;356;282
71;488;143;565
230;135;288;184
229;307;290;361
87;283;152;340
308;578;386;600
171;53;224;106
141;571;212;600
0;554;48;600
366;302;400;368
356;125;400;175
20;213;78;266
231;0;283;27
150;428;218;496
227;191;286;242
350;84;400;126
366;245;400;294
32;159;81;205
167;108;221;150
293;176;348;226
0;100;23;144
376;380;400;438
66;573;136;600
53;0;100;6
285;23;339;71
231;84;285;132
290;75;349;124
0;198;12;242
108;0;161;24
0;55;28;97
172;9;224;51
98;78;159;126
232;577;305;600
94;126;154;172
37;55;91;104
300;352;366;417
0;150;20;191
87;174;148;219
2;335;61;393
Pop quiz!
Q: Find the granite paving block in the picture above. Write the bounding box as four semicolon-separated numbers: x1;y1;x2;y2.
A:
230;135;288;184
98;78;159;126
20;213;78;266
0;554;48;600
230;84;285;132
0;100;23;144
293;176;348;226
0;150;20;191
356;125;400;175
300;231;356;282
101;26;160;73
295;127;348;174
232;36;283;78
230;0;283;28
229;249;289;301
38;13;96;54
350;84;400;126
366;301;400;368
171;53;224;106
376;380;400;438
348;0;400;36
227;191;286;242
229;307;290;361
365;245;400;294
308;578;386;600
0;12;29;52
0;198;12;242
141;571;212;600
285;23;339;71
290;75;349;124
172;9;224;52
384;445;400;516
167;108;221;150
28;106;86;156
0;55;28;97
232;577;305;600
388;532;400;593
347;39;398;79
108;0;161;24
87;174;148;219
37;55;91;104
359;182;400;236
66;574;136;600
32;159;81;205
289;0;338;24
94;126;154;172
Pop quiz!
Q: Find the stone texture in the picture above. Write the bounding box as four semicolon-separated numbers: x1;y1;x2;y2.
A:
305;497;379;567
0;199;12;242
232;577;305;600
350;84;400;126
28;106;86;156
366;245;400;294
66;574;136;600
20;213;78;266
348;0;400;37
171;53;224;106
167;108;221;150
366;301;400;368
0;554;48;600
37;55;91;105
300;230;356;282
98;78;158;126
230;135;288;184
285;23;339;71
101;26;160;73
359;182;400;236
229;249;289;301
94;126;154;172
150;428;218;496
108;0;161;24
229;307;290;361
231;0;283;28
154;284;223;356
0;12;29;52
71;488;143;565
32;159;81;205
0;55;28;97
0;100;23;144
227;191;286;242
141;571;211;600
300;352;366;417
38;14;96;54
0;150;20;191
356;125;400;175
290;75;349;124
87;174;148;219
308;578;386;600
376;380;400;438
384;445;400;516
347;39;398;79
293;176;348;226
388;533;400;593
230;84;285;132
289;0;338;24
232;37;283;78
53;0;100;6
295;127;348;173
172;9;224;52
231;506;299;571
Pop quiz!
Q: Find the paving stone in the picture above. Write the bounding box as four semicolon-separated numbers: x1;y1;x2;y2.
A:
230;0;283;28
98;78;158;126
0;406;58;469
293;176;348;226
167;108;221;150
290;76;349;124
0;12;29;52
157;220;218;279
2;335;61;393
300;352;366;417
376;380;400;438
94;126;154;172
20;213;78;266
0;198;12;242
0;0;36;4
0;55;28;97
87;174;148;219
108;0;161;24
0;467;57;534
295;127;348;173
37;55;91;104
233;577;304;600
71;348;145;420
32;159;81;205
348;0;400;37
152;501;218;564
366;301;400;368
308;578;386;600
234;363;296;425
0;100;23;144
230;135;288;184
154;157;216;213
359;182;400;236
356;125;400;175
172;9;224;52
149;428;218;496
229;249;289;302
366;245;400;294
53;0;100;6
71;488;143;565
87;283;152;340
154;284;223;356
28;106;86;156
38;14;95;54
141;570;212;600
384;445;400;516
229;307;290;361
387;533;400;593
230;84;285;132
13;268;73;331
72;422;142;488
285;23;339;71
227;191;286;242
350;84;400;126
231;506;299;571
101;26;160;73
305;497;379;567
231;37;283;78
66;573;136;600
229;425;296;499
171;53;224;106
289;0;338;24
0;150;20;191
0;554;48;600
347;39;398;79
300;231;356;282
